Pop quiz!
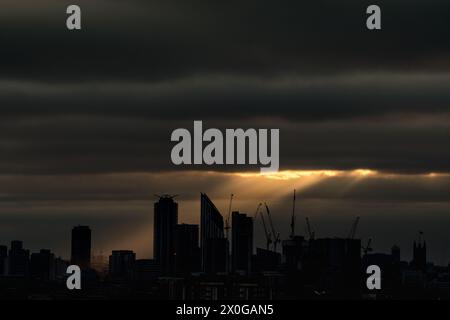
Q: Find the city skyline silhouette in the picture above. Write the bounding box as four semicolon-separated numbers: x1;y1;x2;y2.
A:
0;192;444;300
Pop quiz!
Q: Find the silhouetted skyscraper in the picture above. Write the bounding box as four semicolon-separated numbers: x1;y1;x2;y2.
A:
412;240;426;271
231;211;253;274
109;250;136;280
0;245;6;276
200;193;227;273
391;245;401;263
8;240;30;276
154;195;178;275
175;224;200;275
71;226;91;269
30;249;55;281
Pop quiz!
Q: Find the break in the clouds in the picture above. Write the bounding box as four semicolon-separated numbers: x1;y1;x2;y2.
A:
1;171;450;263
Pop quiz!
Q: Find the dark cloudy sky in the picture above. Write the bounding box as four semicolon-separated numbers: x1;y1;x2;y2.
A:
1;0;450;264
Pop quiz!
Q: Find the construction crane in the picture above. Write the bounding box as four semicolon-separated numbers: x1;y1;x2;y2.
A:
305;217;315;240
290;189;296;239
264;202;280;252
254;203;262;219
254;203;272;251
224;194;234;241
347;216;360;239
362;238;372;256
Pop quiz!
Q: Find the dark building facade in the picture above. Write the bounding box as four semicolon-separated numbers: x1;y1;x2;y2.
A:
282;235;307;273
109;250;136;280
363;252;402;292
136;259;161;281
308;238;361;293
8;240;30;276
30;249;55;281
154;195;178;275
175;224;201;275
391;245;401;263
71;226;91;269
412;240;427;271
0;245;6;275
253;248;281;272
231;211;253;274
200;193;227;273
204;238;228;274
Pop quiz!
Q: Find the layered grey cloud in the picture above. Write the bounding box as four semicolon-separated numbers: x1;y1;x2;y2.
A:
1;74;449;174
1;0;450;82
1;73;450;120
1;0;449;175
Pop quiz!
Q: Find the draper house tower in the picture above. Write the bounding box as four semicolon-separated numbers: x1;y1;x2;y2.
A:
154;195;178;275
201;193;228;273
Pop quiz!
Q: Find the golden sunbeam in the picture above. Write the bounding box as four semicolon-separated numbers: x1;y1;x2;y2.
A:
235;169;377;180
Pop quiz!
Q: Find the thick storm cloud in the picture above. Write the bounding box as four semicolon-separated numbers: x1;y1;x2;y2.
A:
0;74;449;174
0;0;450;81
0;0;449;174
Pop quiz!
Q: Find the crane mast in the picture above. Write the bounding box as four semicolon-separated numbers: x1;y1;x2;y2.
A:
224;194;234;241
264;202;280;252
290;189;296;239
362;238;372;256
305;217;315;240
347;216;360;239
255;203;272;251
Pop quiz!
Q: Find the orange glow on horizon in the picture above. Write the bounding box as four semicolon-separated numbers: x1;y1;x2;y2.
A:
234;169;378;180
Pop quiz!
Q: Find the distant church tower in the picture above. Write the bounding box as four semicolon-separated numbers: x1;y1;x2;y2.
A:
411;232;426;271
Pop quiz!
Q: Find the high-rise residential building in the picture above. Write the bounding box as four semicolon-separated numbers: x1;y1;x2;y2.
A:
154;195;178;275
200;193;227;273
71;226;91;269
231;211;253;274
175;224;200;275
